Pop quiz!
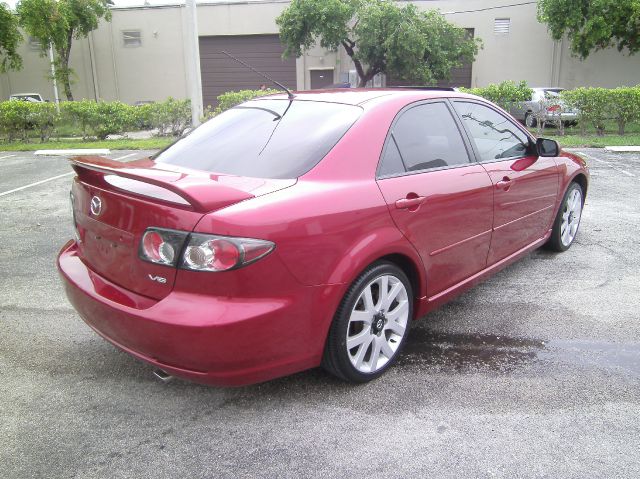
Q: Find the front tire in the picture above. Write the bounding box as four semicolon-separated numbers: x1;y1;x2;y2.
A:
322;262;413;383
546;182;584;252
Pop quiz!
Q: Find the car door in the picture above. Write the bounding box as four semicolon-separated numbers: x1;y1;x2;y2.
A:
376;101;494;298
452;100;559;265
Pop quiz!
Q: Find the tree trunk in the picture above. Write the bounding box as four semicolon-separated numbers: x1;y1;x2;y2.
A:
618;121;626;136
357;72;376;87
61;73;73;101
340;39;371;88
58;32;74;101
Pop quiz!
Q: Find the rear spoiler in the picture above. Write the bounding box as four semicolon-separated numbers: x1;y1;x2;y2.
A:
70;156;254;213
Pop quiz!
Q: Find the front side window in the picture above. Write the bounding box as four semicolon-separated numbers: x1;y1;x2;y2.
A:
378;102;471;177
154;99;361;179
453;101;531;162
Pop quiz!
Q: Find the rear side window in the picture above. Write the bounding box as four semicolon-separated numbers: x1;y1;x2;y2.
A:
154;99;362;179
378;102;470;177
453;101;531;161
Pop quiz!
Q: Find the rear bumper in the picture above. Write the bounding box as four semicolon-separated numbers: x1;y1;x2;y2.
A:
546;112;578;122
57;240;342;386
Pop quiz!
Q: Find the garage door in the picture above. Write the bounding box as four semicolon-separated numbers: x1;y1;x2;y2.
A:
199;35;297;108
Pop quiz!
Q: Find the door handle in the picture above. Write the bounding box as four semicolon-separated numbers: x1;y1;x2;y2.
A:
395;196;425;210
496;176;513;191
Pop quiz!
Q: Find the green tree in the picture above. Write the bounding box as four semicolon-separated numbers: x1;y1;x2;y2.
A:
538;0;640;59
277;0;480;87
17;0;111;101
0;2;22;72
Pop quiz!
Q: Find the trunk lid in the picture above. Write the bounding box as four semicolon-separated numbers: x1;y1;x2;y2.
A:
69;156;294;299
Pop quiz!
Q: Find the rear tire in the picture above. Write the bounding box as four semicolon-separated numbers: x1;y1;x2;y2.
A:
546;182;584;252
322;261;413;383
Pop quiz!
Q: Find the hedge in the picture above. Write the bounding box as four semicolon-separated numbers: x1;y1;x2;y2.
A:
460;80;533;112
562;87;640;136
0;100;57;142
137;98;191;136
202;89;279;120
0;98;192;142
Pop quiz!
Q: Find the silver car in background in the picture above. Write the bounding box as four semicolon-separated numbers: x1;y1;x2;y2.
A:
511;87;579;128
9;93;45;103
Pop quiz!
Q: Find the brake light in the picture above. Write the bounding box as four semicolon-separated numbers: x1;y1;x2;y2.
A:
138;227;274;272
181;233;274;272
139;228;188;267
547;105;560;112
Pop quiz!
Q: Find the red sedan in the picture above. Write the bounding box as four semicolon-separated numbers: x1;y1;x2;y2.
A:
58;89;589;386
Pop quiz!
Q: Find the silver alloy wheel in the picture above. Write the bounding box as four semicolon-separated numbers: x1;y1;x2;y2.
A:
346;274;410;373
561;187;583;247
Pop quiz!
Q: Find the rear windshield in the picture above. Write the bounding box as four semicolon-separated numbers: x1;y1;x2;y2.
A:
154;99;362;179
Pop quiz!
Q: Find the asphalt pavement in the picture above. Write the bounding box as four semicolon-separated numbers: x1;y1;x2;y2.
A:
1;148;639;478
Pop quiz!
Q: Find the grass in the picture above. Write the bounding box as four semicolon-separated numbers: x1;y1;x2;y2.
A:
529;120;640;148
0;137;174;152
548;134;640;148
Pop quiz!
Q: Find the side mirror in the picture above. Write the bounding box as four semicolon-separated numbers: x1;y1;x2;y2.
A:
537;138;560;157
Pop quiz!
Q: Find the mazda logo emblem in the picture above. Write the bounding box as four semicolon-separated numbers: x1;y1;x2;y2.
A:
90;196;103;216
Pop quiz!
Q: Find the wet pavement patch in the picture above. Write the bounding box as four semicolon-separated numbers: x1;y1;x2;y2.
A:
398;328;545;373
399;328;640;378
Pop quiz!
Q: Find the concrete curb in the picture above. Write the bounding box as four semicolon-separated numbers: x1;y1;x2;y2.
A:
34;149;111;156
604;146;640;153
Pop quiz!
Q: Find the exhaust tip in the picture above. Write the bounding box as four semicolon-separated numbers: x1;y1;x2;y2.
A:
153;368;173;383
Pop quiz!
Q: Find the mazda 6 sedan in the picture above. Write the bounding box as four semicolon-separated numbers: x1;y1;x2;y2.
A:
58;88;589;386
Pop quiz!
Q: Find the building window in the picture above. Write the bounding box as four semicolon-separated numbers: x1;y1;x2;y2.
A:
122;30;142;48
29;37;42;51
494;18;510;35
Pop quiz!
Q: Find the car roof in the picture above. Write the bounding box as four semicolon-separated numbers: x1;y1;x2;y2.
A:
257;88;468;106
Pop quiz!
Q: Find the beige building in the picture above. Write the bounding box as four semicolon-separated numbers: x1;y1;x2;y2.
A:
1;0;639;106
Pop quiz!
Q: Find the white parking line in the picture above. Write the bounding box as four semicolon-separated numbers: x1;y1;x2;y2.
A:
0;154;16;160
0;172;73;198
112;153;137;161
578;152;635;177
0;152;139;198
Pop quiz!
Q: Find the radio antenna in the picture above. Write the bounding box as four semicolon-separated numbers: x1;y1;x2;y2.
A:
221;51;295;100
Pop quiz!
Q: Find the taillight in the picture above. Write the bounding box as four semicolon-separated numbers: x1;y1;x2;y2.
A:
181;233;274;272
139;228;189;267
138;228;274;272
547;105;560;112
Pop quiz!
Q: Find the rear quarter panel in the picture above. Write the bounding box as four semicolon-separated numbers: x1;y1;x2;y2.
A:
193;179;425;296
